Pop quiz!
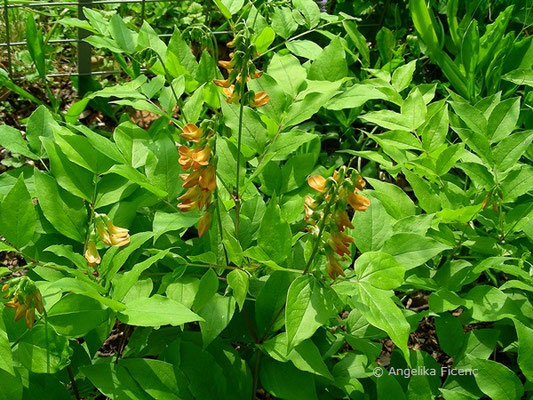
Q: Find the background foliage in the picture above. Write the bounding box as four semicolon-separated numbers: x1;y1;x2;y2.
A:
0;0;532;399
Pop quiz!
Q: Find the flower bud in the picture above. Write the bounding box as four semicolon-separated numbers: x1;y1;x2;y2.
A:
347;192;370;212
213;79;232;88
84;240;101;267
252;91;269;107
198;212;211;237
307;175;327;193
180;123;203;142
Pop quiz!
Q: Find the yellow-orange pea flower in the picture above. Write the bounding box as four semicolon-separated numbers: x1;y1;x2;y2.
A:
218;60;233;70
198;212;211;237
355;175;366;191
192;147;211;166
180;169;202;188
199;166;216;191
308;175;327;193
334;210;354;231
253;91;269;107
84;240;101;267
180;124;203;142
326;253;346;280
214;79;232;88
347;192;370;212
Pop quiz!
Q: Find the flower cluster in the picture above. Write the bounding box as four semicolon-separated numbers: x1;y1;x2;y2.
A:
2;277;43;329
214;33;269;107
84;214;130;268
305;167;370;279
178;123;216;237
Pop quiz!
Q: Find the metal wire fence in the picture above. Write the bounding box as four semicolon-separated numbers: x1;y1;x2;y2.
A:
0;0;185;83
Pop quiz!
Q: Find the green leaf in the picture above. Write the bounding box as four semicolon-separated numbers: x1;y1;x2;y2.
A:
0;369;22;400
221;0;244;14
260;357;318;400
514;320;533;382
366;178;416;219
292;0;321;28
0;125;38;159
183;84;205;124
120;358;192;400
145;130;181;200
401;88;427;130
47;294;109;337
109;14;137;53
256;271;294;336
26;106;59;155
271;7;298;39
467;356;523;400
286;40;322;60
25;15;46;78
502;69;533;87
0;314;14;375
493;130;533;172
261;334;333;380
403;169;441;213
361;110;411;131
41;137;94;201
434;313;465;358
82;361;153;400
267;53;306;98
356;283;410;360
0;176;36;249
198;294;236;347
383;233;451;269
285;275;336;351
216;137;245;190
254;26;276;54
105;165;167;198
392;60;417;92
34;170;87;242
464;285;519;322
227;269;249;311
118;295;202;327
113;251;169;301
487;98;520;142
351;199;394;253
192;269;219;311
221;102;267;154
17;324;72;374
153;210;201;240
258;197;292;265
436;143;464;175
355;252;405;290
308;37;347;82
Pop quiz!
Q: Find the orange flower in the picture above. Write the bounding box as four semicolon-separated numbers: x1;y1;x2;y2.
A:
218;60;233;70
96;221;112;246
178;185;202;204
214;79;232;88
334;210;354;231
178;145;195;170
180;169;202;188
25;308;35;330
347;192;370;212
252;91;269;107
14;303;27;322
304;196;316;220
355;175;366;191
308;175;326;193
199;166;216;191
198;212;211;237
84;240;101;267
223;85;240;104
253;70;264;79
181;123;203;142
326;253;345;280
329;232;353;258
192;147;211;166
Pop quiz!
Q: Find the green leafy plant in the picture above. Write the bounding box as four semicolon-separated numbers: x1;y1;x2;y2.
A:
0;1;532;399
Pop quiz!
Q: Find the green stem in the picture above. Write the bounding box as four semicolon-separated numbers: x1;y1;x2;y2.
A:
251;350;262;400
234;83;246;236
